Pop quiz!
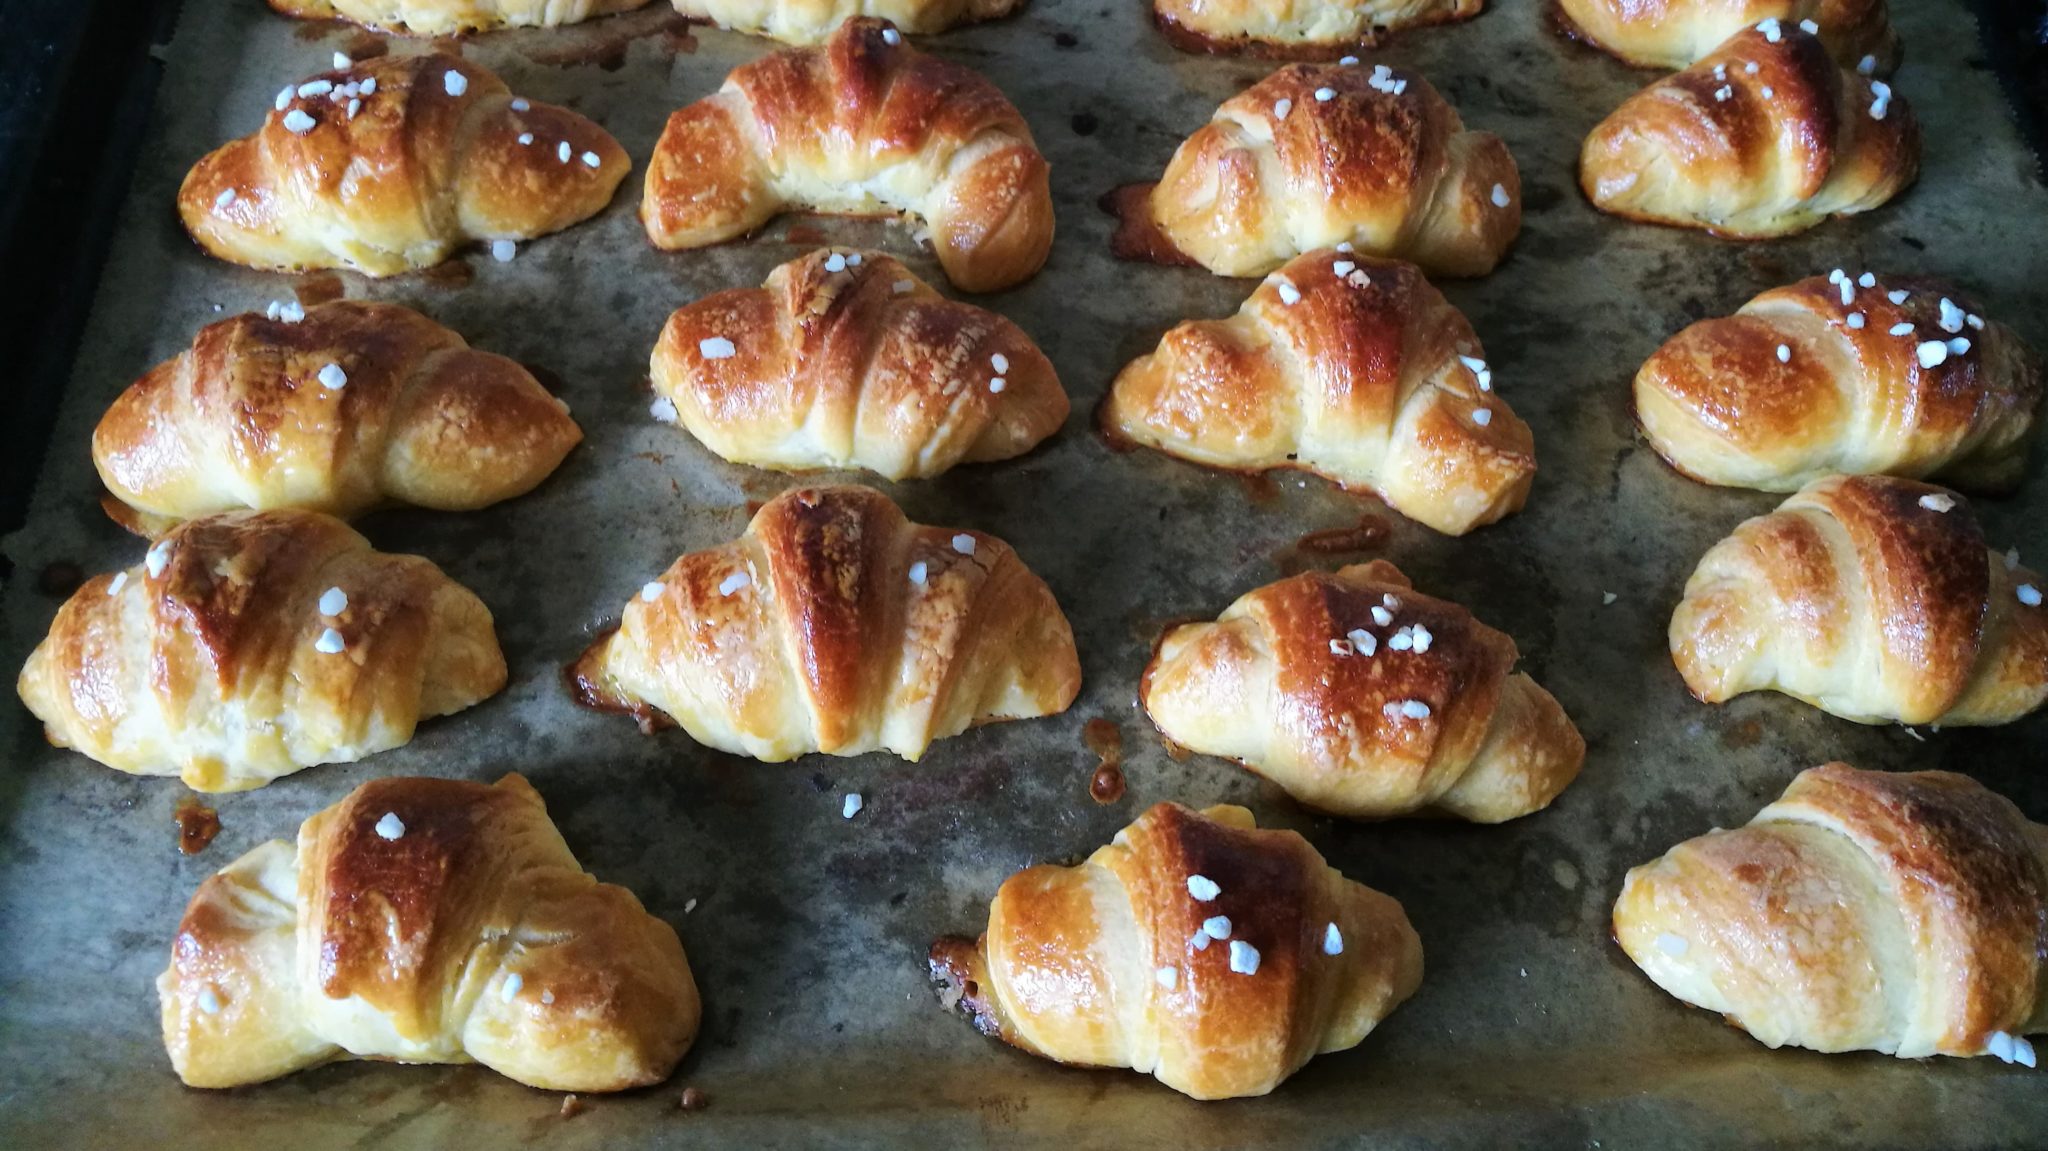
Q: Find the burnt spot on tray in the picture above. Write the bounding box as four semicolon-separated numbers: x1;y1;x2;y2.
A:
1071;111;1098;136
1083;717;1126;804
564;628;677;734
928;937;1006;1039
37;560;85;597
293;272;346;308
174;797;221;855
1054;31;1079;48
1101;183;1198;267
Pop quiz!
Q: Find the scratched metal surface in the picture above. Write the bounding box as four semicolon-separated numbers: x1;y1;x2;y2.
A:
3;0;2047;1146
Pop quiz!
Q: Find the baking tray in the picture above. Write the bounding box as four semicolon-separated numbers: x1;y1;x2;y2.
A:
3;0;2047;1146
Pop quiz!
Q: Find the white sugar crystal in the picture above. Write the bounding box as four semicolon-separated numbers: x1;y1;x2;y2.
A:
1187;875;1220;901
283;109;316;134
699;336;737;359
1322;923;1343;955
650;396;679;423
842;792;863;818
1155;966;1178;989
374;812;405;839
1491;183;1510;208
908;561;928;586
317;362;347;390
718;571;750;596
1656;932;1689;956
443;70;468;97
319;586;348;615
1202;916;1232;940
1228;940;1260;975
314;627;346;654
640;581;663;603
952;534;976;556
491;239;516;262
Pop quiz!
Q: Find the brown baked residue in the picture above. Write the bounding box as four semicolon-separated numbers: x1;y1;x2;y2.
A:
1083;717;1127;804
174;797;221;856
1102;183;1197;267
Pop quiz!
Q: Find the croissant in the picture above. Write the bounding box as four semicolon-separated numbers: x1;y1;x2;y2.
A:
266;0;649;33
16;510;506;792
1141;560;1584;822
570;485;1080;761
1153;0;1480;57
1107;62;1519;279
929;801;1424;1099
669;0;1023;43
1614;762;2048;1063
641;18;1053;293
650;248;1067;479
1670;474;2048;726
180;53;629;276
1579;25;1918;238
1557;0;1899;72
1635;274;2042;492
95;301;583;532
159;773;701;1090
1103;250;1534;535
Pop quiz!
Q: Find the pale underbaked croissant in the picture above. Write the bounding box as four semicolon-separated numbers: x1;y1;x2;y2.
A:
1579;25;1918;238
1615;762;2047;1063
650;248;1067;479
570;485;1080;760
266;0;649;33
1142;560;1585;821
1635;274;2042;492
181;53;630;276
160;773;701;1090
1670;474;2048;726
1103;250;1533;535
95;301;583;532
1153;0;1480;58
929;801;1423;1099
1557;0;1899;73
670;0;1022;43
1108;62;1519;279
16;510;505;792
641;18;1053;293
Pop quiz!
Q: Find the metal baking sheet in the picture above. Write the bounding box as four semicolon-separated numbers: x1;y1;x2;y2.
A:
4;0;2047;1146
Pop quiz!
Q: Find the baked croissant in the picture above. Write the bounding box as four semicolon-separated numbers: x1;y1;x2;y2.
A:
1153;0;1480;58
929;801;1424;1100
180;53;630;277
641;18;1054;293
670;0;1022;43
650;248;1067;479
1141;560;1584;822
159;773;701;1090
1615;762;2048;1063
1579;25;1918;238
266;0;649;33
1107;62;1520;279
95;301;583;531
1103;250;1533;535
1670;474;2048;726
1635;274;2042;492
1557;0;1899;73
16;510;506;792
570;485;1080;760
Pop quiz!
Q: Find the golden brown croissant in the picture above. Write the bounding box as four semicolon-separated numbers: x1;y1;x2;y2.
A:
670;0;1022;43
16;510;506;792
1615;762;2047;1064
95;301;582;530
641;19;1053;293
1107;62;1519;279
1670;474;2048;726
159;773;701;1090
1557;0;1898;73
180;53;629;276
266;0;649;33
1579;25;1918;238
1152;0;1481;57
929;801;1423;1099
1103;250;1533;535
1141;560;1584;821
571;485;1080;760
650;249;1067;479
1635;273;2042;492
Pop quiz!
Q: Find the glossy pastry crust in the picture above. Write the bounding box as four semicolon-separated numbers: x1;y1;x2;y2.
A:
15;510;506;792
1141;560;1585;821
1152;0;1482;58
1579;26;1918;238
95;301;582;528
1635;274;2041;492
159;774;701;1090
930;802;1424;1099
651;249;1067;479
1670;474;2048;725
180;53;630;276
1556;0;1899;73
1103;250;1533;535
1108;62;1520;278
1615;763;2048;1060
641;18;1053;293
669;0;1024;43
267;0;650;34
570;485;1080;761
